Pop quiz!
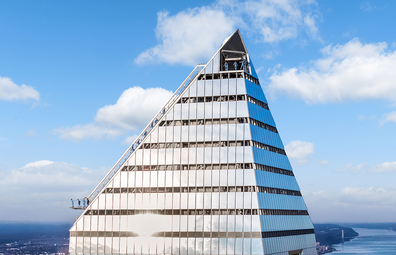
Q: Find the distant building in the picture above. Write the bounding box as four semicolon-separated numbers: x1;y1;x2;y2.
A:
69;30;316;255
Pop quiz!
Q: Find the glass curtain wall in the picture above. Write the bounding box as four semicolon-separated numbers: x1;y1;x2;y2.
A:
69;30;316;255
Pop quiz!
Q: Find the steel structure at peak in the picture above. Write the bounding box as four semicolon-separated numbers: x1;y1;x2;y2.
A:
70;64;205;210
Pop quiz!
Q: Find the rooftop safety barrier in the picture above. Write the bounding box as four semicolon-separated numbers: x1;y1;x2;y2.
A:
70;197;90;210
70;64;205;210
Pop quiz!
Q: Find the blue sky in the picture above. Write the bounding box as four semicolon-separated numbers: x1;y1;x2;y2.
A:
1;0;396;223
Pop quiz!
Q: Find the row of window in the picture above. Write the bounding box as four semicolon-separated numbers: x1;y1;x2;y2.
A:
158;117;278;134
103;186;301;197
247;96;268;110
196;71;260;86
177;95;268;111
142;140;250;149
84;209;308;216
159;117;245;127
197;72;244;81
249;118;277;133
141;140;286;156
251;141;286;155
261;229;315;238
244;73;260;86
71;231;261;238
255;164;294;177
71;229;313;239
178;95;246;104
121;163;294;177
121;163;253;172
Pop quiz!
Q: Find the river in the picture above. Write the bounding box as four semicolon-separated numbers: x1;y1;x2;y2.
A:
332;228;396;254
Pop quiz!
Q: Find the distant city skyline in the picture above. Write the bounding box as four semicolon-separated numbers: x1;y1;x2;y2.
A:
0;0;395;223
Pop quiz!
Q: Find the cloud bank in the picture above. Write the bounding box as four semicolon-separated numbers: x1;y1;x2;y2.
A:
268;38;396;103
0;160;108;222
55;87;173;141
0;76;40;102
285;140;314;165
370;161;396;173
136;0;320;66
303;186;396;222
135;8;235;66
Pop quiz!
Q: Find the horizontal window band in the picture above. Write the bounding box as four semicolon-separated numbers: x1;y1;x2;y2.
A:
103;186;301;197
70;229;314;239
255;163;294;176
196;71;260;86
158;117;278;134
122;163;293;177
249;118;278;133
251;140;286;155
121;163;254;172
84;209;308;216
142;140;250;149
177;95;268;111
197;72;244;81
261;229;315;238
159;117;248;127
177;95;246;104
140;140;286;156
247;96;268;110
71;231;138;237
245;73;260;86
70;231;261;238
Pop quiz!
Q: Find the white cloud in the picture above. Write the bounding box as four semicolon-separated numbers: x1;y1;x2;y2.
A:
242;0;319;43
95;87;173;130
23;160;54;168
54;123;124;141
0;76;40;102
268;38;396;103
122;134;139;145
336;162;368;174
318;159;328;165
370;161;396;173
304;15;318;35
285;140;314;165
135;8;235;66
340;187;396;205
303;187;396;222
360;3;379;12
136;0;320;66
0;160;108;221
54;87;173;141
25;129;37;137
381;111;396;125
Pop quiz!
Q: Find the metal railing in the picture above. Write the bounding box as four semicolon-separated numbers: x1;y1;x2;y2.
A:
71;64;205;209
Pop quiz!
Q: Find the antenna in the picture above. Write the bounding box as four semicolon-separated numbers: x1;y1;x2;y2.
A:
342;229;345;243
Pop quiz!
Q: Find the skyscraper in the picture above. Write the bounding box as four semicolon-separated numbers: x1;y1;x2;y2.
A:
69;30;317;255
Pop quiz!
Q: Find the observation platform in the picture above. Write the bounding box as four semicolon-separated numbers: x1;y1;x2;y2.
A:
70;198;89;210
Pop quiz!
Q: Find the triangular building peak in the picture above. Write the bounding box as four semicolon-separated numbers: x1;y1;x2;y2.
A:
68;29;317;255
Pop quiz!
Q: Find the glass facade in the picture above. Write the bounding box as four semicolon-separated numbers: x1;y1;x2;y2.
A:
69;30;316;255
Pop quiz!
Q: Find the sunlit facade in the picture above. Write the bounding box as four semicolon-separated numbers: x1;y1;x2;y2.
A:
69;30;316;255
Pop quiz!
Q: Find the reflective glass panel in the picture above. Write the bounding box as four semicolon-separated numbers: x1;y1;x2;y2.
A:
211;238;219;255
243;238;250;255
